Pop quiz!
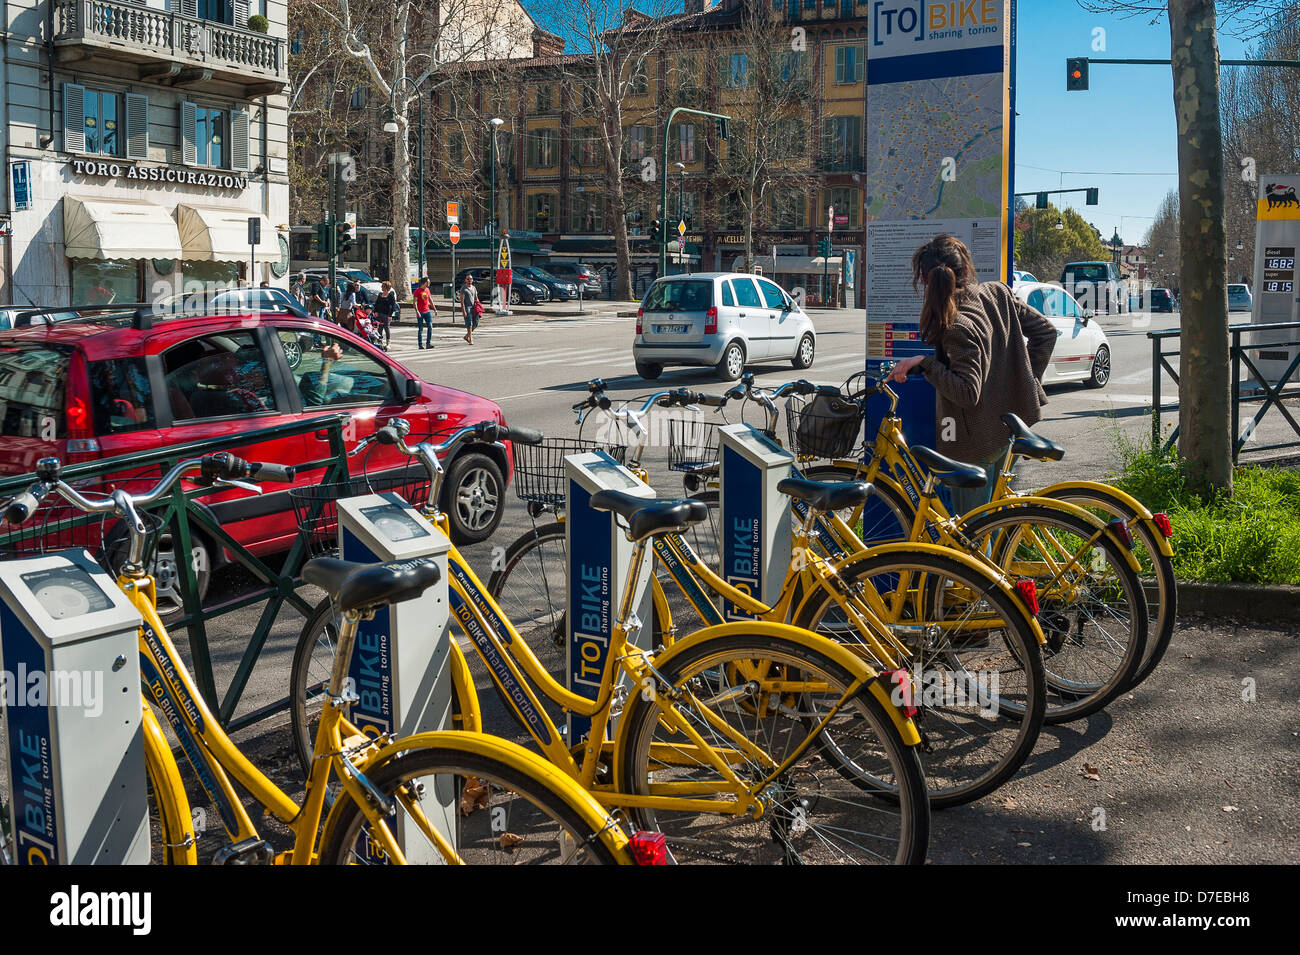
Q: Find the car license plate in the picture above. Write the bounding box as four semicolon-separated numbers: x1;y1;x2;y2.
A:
654;324;688;333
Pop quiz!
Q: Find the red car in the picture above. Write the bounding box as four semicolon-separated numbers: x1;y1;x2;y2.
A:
0;308;514;614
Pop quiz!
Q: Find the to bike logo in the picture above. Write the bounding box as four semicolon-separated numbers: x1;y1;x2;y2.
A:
891;665;1000;716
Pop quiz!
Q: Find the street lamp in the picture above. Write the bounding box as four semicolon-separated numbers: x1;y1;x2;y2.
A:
487;117;505;240
385;78;428;282
673;161;686;274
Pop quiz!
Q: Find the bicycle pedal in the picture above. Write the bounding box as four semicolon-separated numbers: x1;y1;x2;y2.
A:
212;838;275;865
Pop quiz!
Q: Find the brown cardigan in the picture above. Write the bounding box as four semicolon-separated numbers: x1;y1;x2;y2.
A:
918;281;1057;462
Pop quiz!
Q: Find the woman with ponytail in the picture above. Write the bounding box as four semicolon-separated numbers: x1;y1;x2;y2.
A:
887;234;1057;513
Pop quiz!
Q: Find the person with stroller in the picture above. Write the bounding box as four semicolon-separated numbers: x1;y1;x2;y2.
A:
372;281;398;350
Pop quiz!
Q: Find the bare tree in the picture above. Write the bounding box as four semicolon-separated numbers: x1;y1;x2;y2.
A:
1143;188;1181;290
301;0;532;295
535;0;678;300
711;3;818;273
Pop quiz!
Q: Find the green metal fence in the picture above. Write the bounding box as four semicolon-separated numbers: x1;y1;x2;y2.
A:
0;413;352;731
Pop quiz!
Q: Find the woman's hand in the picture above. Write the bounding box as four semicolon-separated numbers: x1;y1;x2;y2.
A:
886;355;925;382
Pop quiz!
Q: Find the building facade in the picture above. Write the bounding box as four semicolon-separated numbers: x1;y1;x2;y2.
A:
2;0;290;307
334;0;870;303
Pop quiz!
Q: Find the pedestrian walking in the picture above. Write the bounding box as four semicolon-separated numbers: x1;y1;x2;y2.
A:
413;276;438;349
460;274;481;345
292;271;307;307
886;233;1056;515
309;276;335;320
372;281;398;349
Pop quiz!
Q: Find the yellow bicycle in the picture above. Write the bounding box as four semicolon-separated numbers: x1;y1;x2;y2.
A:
2;453;634;865
291;420;931;863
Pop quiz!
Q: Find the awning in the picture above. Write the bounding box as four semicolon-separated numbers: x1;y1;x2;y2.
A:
174;204;279;263
63;196;183;260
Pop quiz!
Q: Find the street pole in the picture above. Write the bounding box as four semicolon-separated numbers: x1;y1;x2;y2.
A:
417;93;425;281
660;106;730;276
677;167;685;276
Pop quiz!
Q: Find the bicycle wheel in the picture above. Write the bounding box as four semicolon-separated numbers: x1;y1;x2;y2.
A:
616;631;929;864
1038;486;1176;689
319;744;625;864
800;464;914;551
485;520;569;680
958;504;1148;723
796;550;1045;808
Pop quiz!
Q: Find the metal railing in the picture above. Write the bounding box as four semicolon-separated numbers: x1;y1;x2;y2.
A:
1149;320;1300;461
54;0;285;84
0;413;351;731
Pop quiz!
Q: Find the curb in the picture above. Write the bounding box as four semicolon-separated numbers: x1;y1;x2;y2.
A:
1177;580;1300;622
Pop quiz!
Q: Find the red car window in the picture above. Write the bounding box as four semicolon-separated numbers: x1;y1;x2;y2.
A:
162;331;278;421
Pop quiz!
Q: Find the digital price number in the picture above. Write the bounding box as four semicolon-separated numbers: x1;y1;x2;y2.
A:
1262;246;1296;294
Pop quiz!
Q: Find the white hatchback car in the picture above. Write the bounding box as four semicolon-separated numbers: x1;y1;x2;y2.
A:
634;273;817;380
1012;281;1112;388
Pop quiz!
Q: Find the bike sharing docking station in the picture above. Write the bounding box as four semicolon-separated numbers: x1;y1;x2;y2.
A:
336;492;453;863
718;424;794;618
0;549;147;864
565;450;656;743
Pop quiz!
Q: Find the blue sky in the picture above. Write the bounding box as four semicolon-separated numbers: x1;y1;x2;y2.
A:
1015;2;1253;246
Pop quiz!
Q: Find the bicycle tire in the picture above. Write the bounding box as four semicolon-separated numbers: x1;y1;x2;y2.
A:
1038;486;1177;689
318;744;625;865
800;463;911;549
615;630;929;864
958;504;1148;723
484;521;569;682
795;549;1046;808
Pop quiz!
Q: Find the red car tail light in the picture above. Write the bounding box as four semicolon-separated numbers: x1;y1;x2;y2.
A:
1151;512;1172;539
65;352;101;458
630;830;667;865
704;306;718;335
1015;579;1040;616
636;306;643;335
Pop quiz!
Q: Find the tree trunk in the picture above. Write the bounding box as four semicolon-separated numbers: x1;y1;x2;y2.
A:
1169;0;1232;497
391;110;413;301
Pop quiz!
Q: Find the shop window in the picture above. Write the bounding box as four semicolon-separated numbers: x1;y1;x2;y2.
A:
162;331;277;421
71;259;139;307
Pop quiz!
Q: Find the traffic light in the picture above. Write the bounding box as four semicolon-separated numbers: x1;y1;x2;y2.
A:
311;222;329;251
336;221;353;255
1086;187;1099;206
1036;192;1048;210
649;219;663;244
1066;57;1089;91
817;236;832;258
714;117;729;141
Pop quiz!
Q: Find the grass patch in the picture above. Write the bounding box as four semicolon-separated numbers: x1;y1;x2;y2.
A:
1110;437;1300;585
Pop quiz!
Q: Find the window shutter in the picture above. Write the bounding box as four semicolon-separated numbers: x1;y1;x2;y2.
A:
233;0;249;28
180;0;198;17
124;93;149;160
181;101;197;165
63;83;86;153
231;108;250;171
854;48;864;83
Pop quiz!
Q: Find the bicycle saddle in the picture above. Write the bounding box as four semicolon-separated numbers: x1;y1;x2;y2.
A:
590;489;710;541
776;477;872;512
1000;413;1065;462
304;556;441;614
912;446;988;489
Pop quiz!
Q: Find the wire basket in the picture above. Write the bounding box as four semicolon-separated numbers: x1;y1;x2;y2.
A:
0;494;165;572
668;418;724;473
512;439;628;507
290;468;432;559
785;393;864;460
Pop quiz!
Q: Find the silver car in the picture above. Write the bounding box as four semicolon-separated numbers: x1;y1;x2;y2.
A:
633;273;817;381
1228;283;1253;312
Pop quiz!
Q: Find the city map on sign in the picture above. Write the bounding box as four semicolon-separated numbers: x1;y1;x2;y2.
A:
865;72;1004;222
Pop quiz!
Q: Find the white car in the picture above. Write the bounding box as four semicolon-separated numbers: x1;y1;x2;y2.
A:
634;272;817;381
302;267;383;298
1228;283;1253;312
1012;281;1111;388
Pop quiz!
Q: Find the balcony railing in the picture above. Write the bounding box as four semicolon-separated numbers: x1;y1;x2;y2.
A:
54;0;286;92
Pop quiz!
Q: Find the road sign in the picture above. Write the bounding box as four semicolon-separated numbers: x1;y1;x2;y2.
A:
449;224;461;245
678;220;686;237
446;201;459;225
827;205;835;233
